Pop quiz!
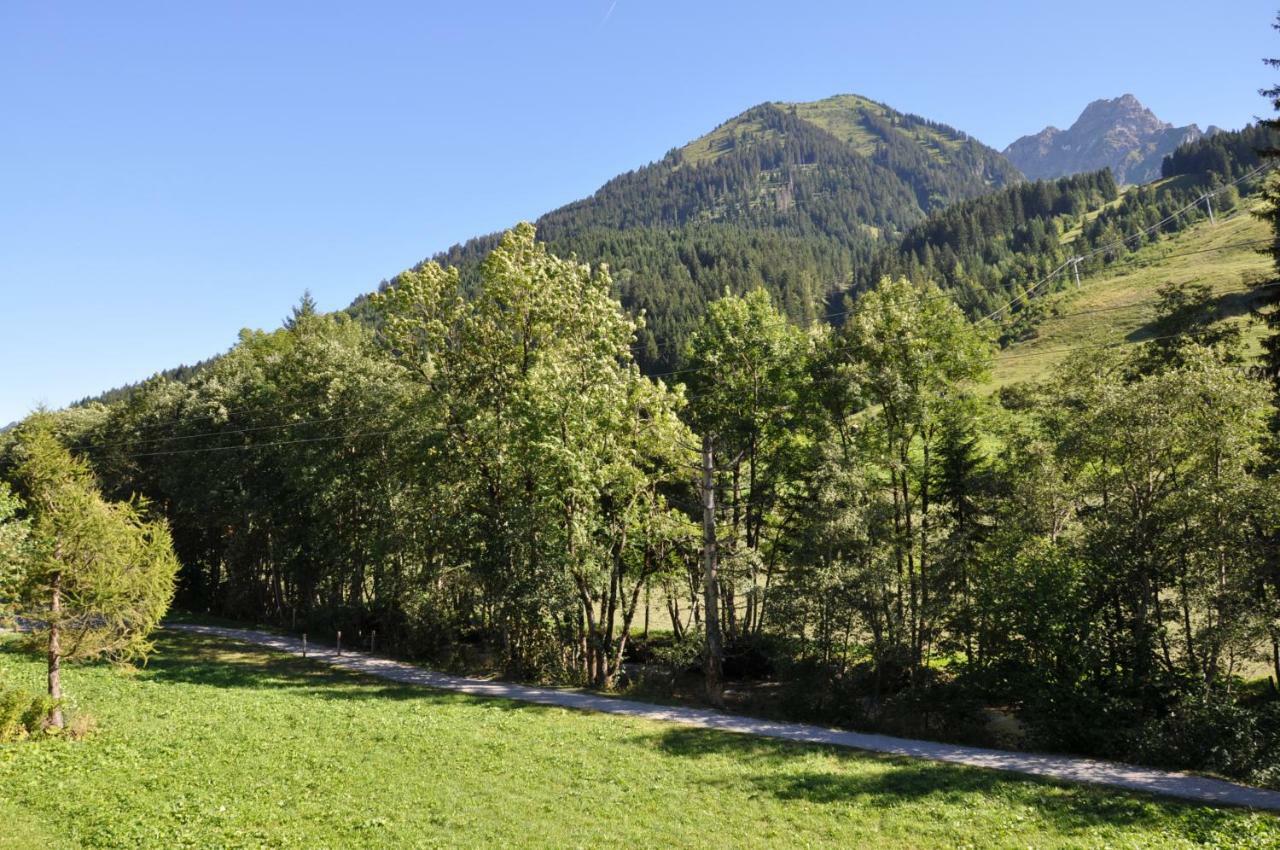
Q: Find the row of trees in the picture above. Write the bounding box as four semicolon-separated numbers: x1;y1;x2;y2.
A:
18;214;1280;780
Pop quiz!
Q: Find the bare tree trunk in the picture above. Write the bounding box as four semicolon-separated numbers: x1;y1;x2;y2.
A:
47;570;65;729
1272;634;1280;694
702;434;724;707
643;583;650;641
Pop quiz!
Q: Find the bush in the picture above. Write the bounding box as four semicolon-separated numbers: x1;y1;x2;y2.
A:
0;682;57;742
1129;697;1280;787
773;658;868;727
721;633;781;681
875;679;990;746
1018;683;1145;758
651;634;705;674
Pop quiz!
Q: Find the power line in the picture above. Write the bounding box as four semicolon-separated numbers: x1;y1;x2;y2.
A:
89;397;323;438
74;262;1276;461
84;317;1269;464
74;411;383;451
995;324;1253;363
116;426;428;460
83;268;1280;458
981;163;1270;322
660;239;1276;391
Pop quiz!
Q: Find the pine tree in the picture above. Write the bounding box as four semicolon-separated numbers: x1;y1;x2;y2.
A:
1256;14;1280;406
5;417;180;727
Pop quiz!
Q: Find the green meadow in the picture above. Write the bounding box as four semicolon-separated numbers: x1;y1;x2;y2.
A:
1;630;1277;849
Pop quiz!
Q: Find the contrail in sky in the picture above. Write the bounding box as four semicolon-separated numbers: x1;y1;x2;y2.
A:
602;1;618;24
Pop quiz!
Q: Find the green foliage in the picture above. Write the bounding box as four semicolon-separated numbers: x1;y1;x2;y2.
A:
1163;123;1279;182
0;680;57;742
979;346;1275;773
1138;280;1243;370
1131;698;1280;788
0;482;29;610
683;288;814;639
5;417;180;665
423;223;694;682
72;226;694;688
54;185;1280;787
771;278;993;687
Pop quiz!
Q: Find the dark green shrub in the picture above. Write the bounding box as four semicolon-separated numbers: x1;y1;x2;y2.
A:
0;682;57;742
1020;686;1144;758
1129;697;1280;787
875;679;990;746
721;633;781;681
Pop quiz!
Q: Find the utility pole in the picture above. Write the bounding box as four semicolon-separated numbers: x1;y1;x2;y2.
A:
701;433;724;708
1071;256;1082;289
1204;193;1216;224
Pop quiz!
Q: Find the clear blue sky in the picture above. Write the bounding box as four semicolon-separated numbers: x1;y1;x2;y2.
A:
2;0;1277;423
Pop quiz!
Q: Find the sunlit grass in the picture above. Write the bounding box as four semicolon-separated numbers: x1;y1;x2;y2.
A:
0;630;1277;848
992;211;1273;388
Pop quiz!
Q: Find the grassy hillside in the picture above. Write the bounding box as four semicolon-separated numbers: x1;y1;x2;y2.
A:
791;94;903;154
992;209;1273;388
684;94;982;166
2;630;1277;848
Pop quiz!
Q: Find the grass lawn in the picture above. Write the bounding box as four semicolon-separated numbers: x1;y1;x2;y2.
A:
1;631;1278;848
0;797;67;850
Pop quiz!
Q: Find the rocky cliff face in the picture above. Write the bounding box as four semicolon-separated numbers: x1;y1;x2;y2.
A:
1004;94;1203;184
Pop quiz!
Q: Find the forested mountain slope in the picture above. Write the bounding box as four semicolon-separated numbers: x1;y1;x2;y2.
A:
851;124;1277;340
445;94;1020;253
84;112;1272;401
373;95;1022;369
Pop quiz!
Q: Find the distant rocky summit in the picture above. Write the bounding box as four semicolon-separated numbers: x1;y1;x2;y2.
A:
1004;94;1210;185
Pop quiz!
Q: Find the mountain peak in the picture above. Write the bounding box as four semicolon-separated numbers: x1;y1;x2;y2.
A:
669;93;1021;214
1076;94;1170;135
1004;95;1200;184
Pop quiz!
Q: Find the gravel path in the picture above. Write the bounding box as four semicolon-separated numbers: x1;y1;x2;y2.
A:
170;623;1280;811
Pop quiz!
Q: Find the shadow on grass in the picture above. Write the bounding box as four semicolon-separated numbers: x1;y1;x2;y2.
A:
137;631;545;712
14;630;1273;839
640;726;1273;838
1125;286;1270;344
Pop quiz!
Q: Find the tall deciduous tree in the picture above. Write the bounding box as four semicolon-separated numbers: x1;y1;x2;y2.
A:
376;224;694;684
835;277;991;676
683;288;812;640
